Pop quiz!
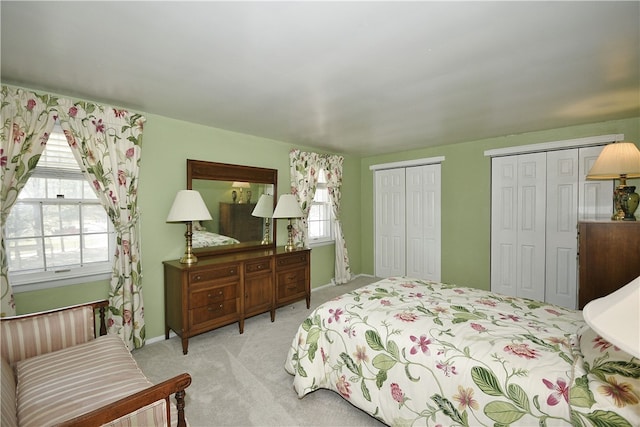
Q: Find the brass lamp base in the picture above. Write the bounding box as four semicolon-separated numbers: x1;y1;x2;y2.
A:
261;218;271;245
284;220;295;251
179;222;199;264
180;252;198;264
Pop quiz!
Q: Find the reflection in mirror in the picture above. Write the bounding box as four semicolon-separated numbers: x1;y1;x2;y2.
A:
186;159;278;257
191;179;274;247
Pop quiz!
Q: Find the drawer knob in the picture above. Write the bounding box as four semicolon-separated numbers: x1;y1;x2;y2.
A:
208;304;224;312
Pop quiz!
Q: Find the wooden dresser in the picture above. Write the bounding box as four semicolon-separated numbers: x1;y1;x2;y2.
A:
219;203;263;241
578;221;640;309
164;247;310;354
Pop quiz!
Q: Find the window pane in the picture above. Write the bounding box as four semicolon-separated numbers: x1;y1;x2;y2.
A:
315;187;329;202
82;205;108;233
6;238;44;271
46;177;84;199
19;177;47;199
82;181;99;199
45;235;81;268
83;234;110;263
5;203;42;238
42;204;80;236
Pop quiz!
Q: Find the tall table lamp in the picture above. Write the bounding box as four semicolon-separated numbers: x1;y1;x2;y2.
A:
251;194;274;245
166;190;212;264
586;141;640;221
272;194;304;251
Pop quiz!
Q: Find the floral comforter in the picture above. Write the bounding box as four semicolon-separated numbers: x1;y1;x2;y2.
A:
285;277;639;426
192;230;239;248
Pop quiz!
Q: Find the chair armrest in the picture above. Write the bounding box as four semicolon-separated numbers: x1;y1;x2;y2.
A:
55;373;192;427
1;300;109;366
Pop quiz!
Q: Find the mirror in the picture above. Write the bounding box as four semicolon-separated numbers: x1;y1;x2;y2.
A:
187;159;278;257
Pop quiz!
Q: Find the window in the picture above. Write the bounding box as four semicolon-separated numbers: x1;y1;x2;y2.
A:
307;169;334;246
5;124;115;291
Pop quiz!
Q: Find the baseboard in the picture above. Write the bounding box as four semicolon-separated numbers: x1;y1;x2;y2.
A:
312;273;375;292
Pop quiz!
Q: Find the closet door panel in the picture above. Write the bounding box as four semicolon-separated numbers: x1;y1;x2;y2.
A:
516;153;546;302
375;169;406;277
406;165;441;281
545;149;578;308
491;157;518;296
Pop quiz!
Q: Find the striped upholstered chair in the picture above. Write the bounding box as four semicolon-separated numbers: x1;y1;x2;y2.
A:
1;300;190;427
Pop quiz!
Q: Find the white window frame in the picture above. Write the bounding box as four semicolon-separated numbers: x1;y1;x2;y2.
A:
5;124;114;292
307;169;334;248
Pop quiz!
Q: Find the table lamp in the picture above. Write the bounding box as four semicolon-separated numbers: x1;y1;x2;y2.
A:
167;190;212;264
251;194;274;245
232;181;251;204
272;194;304;251
586;141;640;221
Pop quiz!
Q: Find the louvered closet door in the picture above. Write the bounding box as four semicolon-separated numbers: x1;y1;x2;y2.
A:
406;165;441;281
491;153;546;301
375;168;406;278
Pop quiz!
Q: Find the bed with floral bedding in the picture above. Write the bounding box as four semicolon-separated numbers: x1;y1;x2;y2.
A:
285;277;639;426
192;230;240;248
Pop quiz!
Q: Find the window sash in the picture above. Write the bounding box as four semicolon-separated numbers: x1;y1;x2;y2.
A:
308;170;334;245
4;125;114;291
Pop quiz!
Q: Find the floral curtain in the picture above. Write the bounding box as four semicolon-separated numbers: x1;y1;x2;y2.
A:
289;149;352;284
322;155;352;284
289;150;320;247
57;99;146;350
0;87;58;316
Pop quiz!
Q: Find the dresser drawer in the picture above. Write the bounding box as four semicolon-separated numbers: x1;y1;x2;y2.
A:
276;252;308;268
277;268;306;299
189;264;239;284
190;283;237;309
190;300;238;327
245;258;272;275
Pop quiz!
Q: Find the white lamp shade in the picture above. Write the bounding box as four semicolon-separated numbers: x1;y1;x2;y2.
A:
232;181;251;189
586;142;640;180
583;276;640;358
272;194;303;218
252;194;274;218
166;190;212;222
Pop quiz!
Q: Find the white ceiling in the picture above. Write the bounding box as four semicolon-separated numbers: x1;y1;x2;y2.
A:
2;1;639;156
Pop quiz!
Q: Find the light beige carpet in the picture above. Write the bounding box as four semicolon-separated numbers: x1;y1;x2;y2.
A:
133;275;386;427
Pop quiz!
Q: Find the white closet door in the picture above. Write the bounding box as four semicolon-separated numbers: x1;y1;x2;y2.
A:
406;165;441;281
516;153;547;301
491;156;519;296
579;146;613;220
491;153;546;300
375;168;406;278
545;149;578;308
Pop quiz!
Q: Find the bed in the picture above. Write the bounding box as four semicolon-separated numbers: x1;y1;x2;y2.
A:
285;277;639;426
191;222;240;248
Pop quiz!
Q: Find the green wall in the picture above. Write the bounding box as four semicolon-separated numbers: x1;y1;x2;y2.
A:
13;104;362;340
360;117;640;290
10;84;639;341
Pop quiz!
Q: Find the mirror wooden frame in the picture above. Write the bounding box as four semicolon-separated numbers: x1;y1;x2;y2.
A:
186;159;278;257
